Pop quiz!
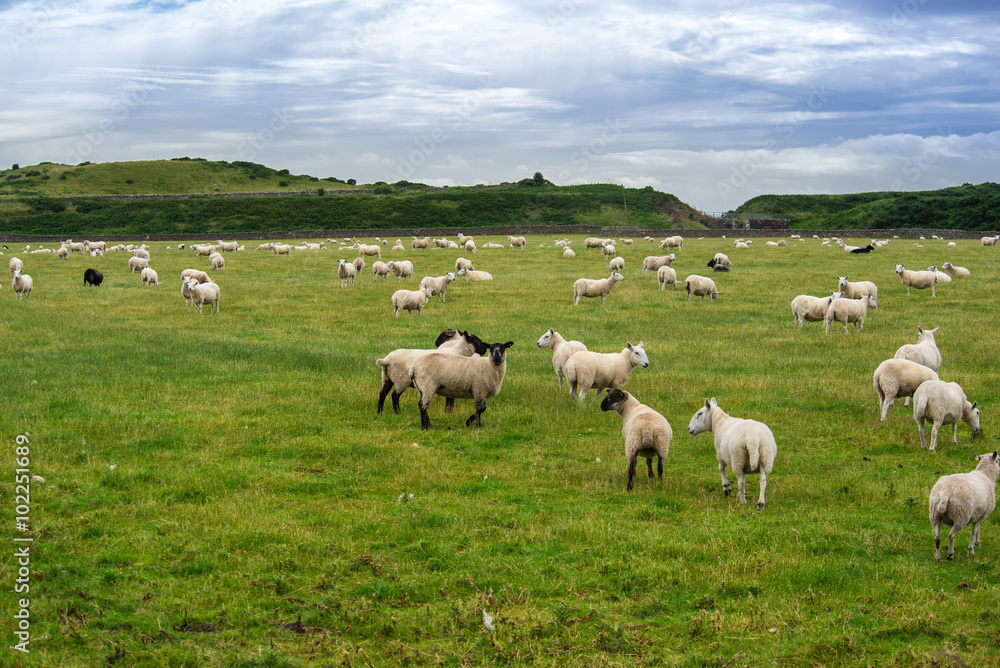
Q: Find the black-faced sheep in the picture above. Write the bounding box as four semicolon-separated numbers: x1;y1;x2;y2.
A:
411;340;514;429
601;389;672;491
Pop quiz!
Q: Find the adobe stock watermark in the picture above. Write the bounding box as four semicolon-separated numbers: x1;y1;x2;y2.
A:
236;108;294;161
341;0;404;57
546;0;584;27
670;0;749;72
12;433;34;655
64;66;168;165
716;84;833;204
877;0;929;35
386;74;498;182
6;0;68;55
889;129;955;190
556;117;628;184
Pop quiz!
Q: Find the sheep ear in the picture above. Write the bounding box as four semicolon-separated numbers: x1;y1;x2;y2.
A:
971;401;978;409
504;341;514;349
704;398;712;409
637;340;644;348
626;342;633;350
709;397;718;407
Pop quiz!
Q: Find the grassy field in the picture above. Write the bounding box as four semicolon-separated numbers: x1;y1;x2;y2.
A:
2;235;999;667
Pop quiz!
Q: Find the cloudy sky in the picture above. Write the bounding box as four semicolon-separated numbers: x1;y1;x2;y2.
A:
2;0;998;212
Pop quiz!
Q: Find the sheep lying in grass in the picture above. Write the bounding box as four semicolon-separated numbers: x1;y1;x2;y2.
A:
824;294;877;334
390;286;432;317
376;329;488;413
563;341;648;402
928;266;951;283
914;380;981;452
183;276;220;313
929;451;998;561
790;292;842;327
338;259;356;287
140;267;159;286
896;264;937;297
537;328;587;391
387;260;413;281
708;253;732;271
873;359;940;422
573;273;624;305
419;272;456;302
837;275;877;299
941;262;970;278
411;340;514;429
894;326;941;373
458;268;493;281
11;270;32;300
601;389;672;491
687;397;777;510
642;254;675;274
657;265;678;290
685;275;721;301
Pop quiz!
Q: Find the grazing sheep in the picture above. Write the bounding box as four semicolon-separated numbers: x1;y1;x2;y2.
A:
824;294;877;334
508;235;526;249
140;267;159;286
338;259;357;287
688;397;777;510
684;275;721;302
573;273;625;306
602;243;617;259
659;235;683;250
372;261;390;279
56;246;69;259
9;257;23;274
601;389;672;491
895;264;937;297
929;451;999;561
458;268;493;281
607;256;625;272
191;244;216;257
455;257;475;272
411;236;430;250
11;270;32;299
837;276;878;299
873;359;940;422
132;248;151;260
352;257;366;274
419;272;457;302
777;239;787;247
376;329;489;413
390;286;432;317
941;262;970;278
657;265;679;290
386;260;414;281
211;254;226;271
642;254;676;274
217;240;239;252
128;256;149;274
766;241;779;248
83;268;103;287
913;381;981;452
563;341;648;402
894;326;942;372
180;269;213;284
255;242;272;251
434;237;450;249
272;243;292;257
563;247;576;258
537;328;588;391
183;276;220;313
411;340;514;429
790;292;843;327
464;239;477;253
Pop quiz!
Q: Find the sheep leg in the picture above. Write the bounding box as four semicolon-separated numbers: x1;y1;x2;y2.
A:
933;521;942;561
947;524;961;560
950;423;959;444
419;403;432;430
657;456;663;480
391;390;403;414
646;458;654;479
445;398;455;413
917;418;928;449
719;463;731;497
930;421;942;452
465;400;487;427
626;455;637;491
756;469;767;510
972;521;982;548
377;380;394;414
904;396;910;407
736;472;748;504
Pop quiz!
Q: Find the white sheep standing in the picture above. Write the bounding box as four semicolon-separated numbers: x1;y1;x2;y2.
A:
642;254;675;274
684;275;721;302
211;254;226;271
386;260;414;281
507;236;526;249
455;257;475;272
873;359;940;422
573;273;624;305
390;286;433;317
601;389;672;491
338;259;357;287
536;328;588;391
896;264;937;297
140;267;159;286
824;294;877;334
128;256;149;274
352;257;366;274
941;262;971;277
411;236;430;250
790;292;843;327
894;326;941;373
837;275;878;299
183;276;220;313
9;257;23;274
687;397;777;510
11;269;32;299
913;380;981;452
419;272;456;302
929;451;999;561
411;341;515;429
563;341;648;402
372;261;390;279
607;256;625;272
602;243;616;259
657;265;679;290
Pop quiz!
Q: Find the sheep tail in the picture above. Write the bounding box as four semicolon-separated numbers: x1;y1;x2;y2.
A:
914;393;929;418
747;430;761;473
376;358;388;367
934;494;949;518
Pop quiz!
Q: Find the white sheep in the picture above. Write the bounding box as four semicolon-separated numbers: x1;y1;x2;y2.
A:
563;341;648;402
941;262;970;278
180;269;213;284
483;242;505;249
392;242;405;252
419;272;456;302
255;242;273;251
824;294;877;334
894;326;942;373
929;451;998;561
601;389;672;491
928;266;952;283
455;257;475;272
836;275;878;299
563;247;576;258
707;253;732;271
508;236;526;249
642;254;676;274
132;248;151;260
607;256;625;272
684;275;721;302
192;244;216;257
659;235;683;250
183;276;220;313
9;257;23;274
411;340;515;429
687;397;777;510
386;260;414;281
11;270;32;299
895;264;937;297
390;286;432;317
217;240;238;252
376;329;487;412
790;292;843;327
602;243;617;259
352;257;366;274
873;359;940;421
734;241;750;249
573;273;624;306
464;239;477;253
657;265;679;290
272;243;292;257
354;242;381;258
913;380;981;452
411;236;430;250
458;268;493;281
536;328;587;391
140;267;159;286
372;261;390;279
457;233;473;245
980;235;999;247
338;259;357;287
128;256;149;274
56;246;69;259
211;254;226;271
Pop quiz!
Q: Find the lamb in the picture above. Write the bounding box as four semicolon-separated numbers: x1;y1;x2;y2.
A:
84;240;106;252
83;268;103;287
9;257;23;274
607;256;625;272
894;326;942;372
411;340;514;429
687;398;777;510
913;380;981;452
411;237;430;250
211;254;226;271
376;329;489;413
895;264;937;297
929;451;998;561
707;253;732;270
659;235;683;250
850;244;875;254
642;254;675;274
824;294;877;334
563;247;576;258
352;257;366;274
458;268;493;281
182;276;220;313
563;341;648;402
684;275;721;302
419;272;457;302
836;276;878;300
508;236;526;249
601;389;672;491
338;259;357;287
536;328;588;391
941;262;970;278
140;267;159;286
790;292;842;327
602;243;616;259
372;261;390;279
390;286;432;317
573;273;624;306
455;257;475;272
128;256;149;274
11;270;32;299
657;265;678;290
272;243;292;257
386;260;414;281
873;359;940;421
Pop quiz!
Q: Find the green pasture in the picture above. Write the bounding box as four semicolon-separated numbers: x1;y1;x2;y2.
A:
1;235;999;666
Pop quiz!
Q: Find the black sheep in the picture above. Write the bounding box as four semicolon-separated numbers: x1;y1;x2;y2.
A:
84;268;104;287
850;244;874;254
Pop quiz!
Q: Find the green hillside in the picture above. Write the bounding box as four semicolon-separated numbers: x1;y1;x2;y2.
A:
736;183;1000;230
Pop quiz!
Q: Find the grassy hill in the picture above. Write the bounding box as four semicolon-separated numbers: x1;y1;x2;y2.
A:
0;160;714;236
736;183;1000;231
